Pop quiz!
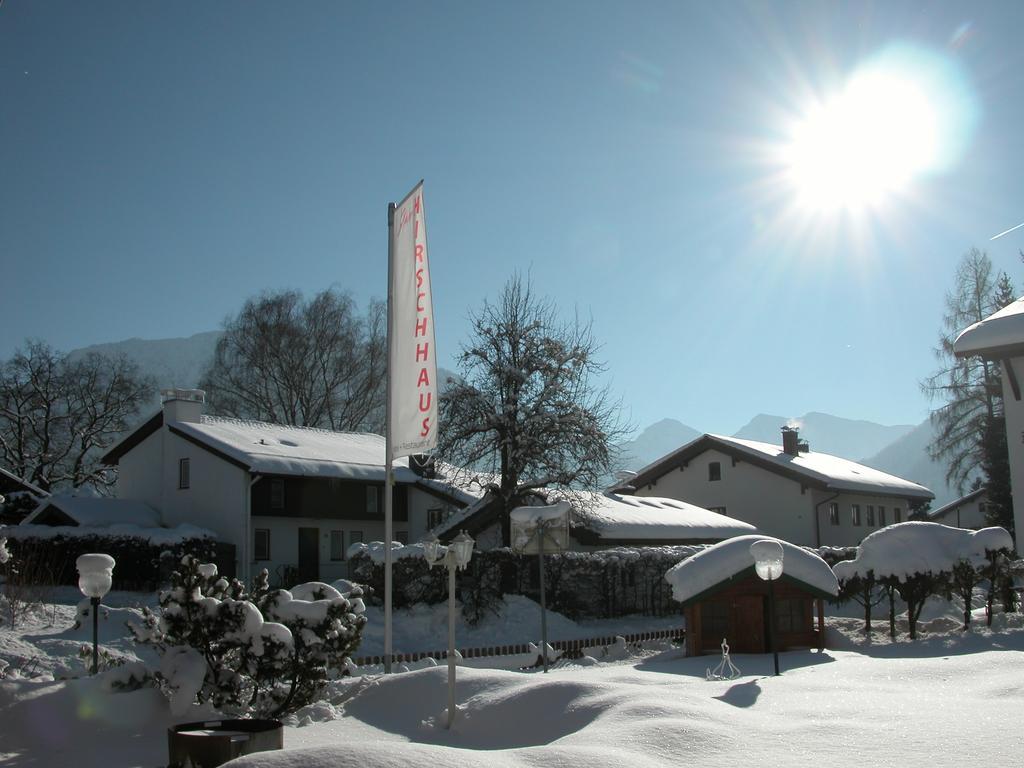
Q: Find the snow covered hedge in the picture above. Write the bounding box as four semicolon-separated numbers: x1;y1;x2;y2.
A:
129;556;366;718
0;528;225;590
834;522;1016;638
349;542;705;620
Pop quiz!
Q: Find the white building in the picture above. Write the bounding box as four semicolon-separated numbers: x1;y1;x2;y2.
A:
927;488;991;531
954;295;1024;548
101;389;474;583
613;427;934;547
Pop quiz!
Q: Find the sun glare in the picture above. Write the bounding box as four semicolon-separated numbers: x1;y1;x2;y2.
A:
780;46;975;213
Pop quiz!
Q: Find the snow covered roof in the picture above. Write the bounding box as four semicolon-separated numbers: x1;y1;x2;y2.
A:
665;534;839;605
953;295;1024;358
171;417;423;482
623;433;933;500
5;521;215;545
104;411;477;507
432;489;758;544
22;495;162;527
575;491;757;542
833;522;1014;581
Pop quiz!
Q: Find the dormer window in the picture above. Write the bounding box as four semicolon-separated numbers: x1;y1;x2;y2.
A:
708;461;722;482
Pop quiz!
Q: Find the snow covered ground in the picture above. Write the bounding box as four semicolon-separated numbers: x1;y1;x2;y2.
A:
2;589;1023;767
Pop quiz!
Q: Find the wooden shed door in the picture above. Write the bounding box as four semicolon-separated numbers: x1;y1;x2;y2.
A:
298;527;319;583
730;596;765;653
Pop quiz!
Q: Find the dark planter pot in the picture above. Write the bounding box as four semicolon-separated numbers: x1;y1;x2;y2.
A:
167;719;283;768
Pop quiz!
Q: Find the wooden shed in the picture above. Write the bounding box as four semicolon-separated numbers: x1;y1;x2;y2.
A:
665;535;839;657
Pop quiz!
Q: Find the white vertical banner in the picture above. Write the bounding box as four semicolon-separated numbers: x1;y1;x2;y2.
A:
388;181;437;459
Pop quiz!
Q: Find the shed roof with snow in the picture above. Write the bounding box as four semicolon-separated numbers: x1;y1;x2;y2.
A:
665;534;839;607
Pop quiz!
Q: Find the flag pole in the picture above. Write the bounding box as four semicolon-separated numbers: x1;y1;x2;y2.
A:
384;201;396;674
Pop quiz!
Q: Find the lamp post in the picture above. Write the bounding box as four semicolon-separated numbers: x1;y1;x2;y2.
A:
423;530;474;729
750;539;783;677
76;553;115;675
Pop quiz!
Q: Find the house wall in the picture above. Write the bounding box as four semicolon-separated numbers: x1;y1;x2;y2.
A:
931;498;990;530
632;448;816;545
250;515;379;585
115;428;163;511
161;430;250;578
1001;361;1024;548
812;490;915;547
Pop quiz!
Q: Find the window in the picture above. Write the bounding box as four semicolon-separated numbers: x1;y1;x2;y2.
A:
254;528;270;561
330;530;345;561
349;530;364;545
428;507;444;529
866;505;875;526
178;458;190;489
708;461;722;481
775;598;805;634
893;507;902;523
709;506;727;516
851;504;862;526
828;502;839;526
366;486;380;515
395;530;408;545
270;479;285;510
878;506;886;526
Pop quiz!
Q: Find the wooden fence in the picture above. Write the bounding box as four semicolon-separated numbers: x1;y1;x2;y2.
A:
352;626;685;667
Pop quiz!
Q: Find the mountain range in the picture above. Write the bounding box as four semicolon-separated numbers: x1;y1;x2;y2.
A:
71;332;964;509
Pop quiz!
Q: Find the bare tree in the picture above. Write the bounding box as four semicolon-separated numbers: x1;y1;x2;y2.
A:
438;275;629;545
0;341;154;493
200;289;386;432
922;249;1014;494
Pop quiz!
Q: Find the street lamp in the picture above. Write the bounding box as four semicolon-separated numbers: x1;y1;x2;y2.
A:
423;530;474;729
76;553;115;675
750;539;783;676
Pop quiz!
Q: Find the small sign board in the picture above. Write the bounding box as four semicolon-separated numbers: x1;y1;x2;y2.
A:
510;501;571;555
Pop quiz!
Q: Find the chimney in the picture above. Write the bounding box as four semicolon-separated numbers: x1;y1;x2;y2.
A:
162;388;205;424
781;426;800;456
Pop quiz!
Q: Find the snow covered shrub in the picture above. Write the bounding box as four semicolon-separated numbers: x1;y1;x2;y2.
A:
834;523;1015;639
835;570;887;636
129;555;366;717
0;535;56;628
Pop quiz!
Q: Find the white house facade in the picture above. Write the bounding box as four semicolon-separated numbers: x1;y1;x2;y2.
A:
614;428;934;548
954;295;1024;549
927;488;991;531
102;389;474;584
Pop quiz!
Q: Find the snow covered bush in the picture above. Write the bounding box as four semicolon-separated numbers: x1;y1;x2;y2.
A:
834;523;1014;639
129;555;366;717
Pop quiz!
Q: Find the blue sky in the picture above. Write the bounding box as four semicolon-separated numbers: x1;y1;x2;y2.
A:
3;1;1024;436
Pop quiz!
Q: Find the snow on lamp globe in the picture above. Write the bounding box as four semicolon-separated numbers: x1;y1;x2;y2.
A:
749;539;784;676
76;553;115;675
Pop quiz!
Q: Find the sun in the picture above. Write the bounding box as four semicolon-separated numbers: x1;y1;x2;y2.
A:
778;47;973;214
